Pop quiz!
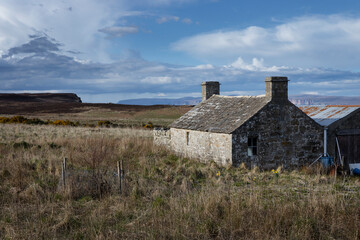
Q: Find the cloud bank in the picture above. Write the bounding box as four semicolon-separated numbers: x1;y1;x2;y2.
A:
98;26;139;37
1;36;360;102
172;15;360;70
1;1;359;103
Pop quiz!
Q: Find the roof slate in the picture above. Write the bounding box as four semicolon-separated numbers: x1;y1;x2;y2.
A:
170;95;270;133
299;105;360;126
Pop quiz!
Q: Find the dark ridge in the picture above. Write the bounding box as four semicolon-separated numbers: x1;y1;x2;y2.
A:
118;97;201;106
0;93;82;103
0;101;189;115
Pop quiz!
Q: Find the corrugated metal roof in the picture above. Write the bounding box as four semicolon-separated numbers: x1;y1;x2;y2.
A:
299;105;360;126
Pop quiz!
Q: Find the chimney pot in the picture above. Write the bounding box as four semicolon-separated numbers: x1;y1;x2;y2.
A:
202;81;220;101
265;76;289;101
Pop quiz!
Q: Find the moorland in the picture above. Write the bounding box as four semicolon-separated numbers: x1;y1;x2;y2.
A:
1;101;360;239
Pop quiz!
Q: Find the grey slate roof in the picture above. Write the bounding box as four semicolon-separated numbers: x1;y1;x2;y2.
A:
170;95;270;134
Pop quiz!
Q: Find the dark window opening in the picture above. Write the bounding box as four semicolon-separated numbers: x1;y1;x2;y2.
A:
186;132;190;145
248;137;258;156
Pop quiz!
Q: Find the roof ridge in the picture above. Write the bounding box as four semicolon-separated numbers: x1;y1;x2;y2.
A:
215;95;267;99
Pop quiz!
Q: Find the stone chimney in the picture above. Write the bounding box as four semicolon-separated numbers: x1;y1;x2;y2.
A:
202;81;220;101
265;76;289;101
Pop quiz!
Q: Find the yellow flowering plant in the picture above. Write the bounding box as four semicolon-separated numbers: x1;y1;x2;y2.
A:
272;169;279;178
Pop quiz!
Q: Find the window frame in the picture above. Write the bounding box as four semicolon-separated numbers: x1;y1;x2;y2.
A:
247;136;258;156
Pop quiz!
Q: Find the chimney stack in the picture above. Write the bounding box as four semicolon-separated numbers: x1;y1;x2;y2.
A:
202;81;220;101
265;76;289;101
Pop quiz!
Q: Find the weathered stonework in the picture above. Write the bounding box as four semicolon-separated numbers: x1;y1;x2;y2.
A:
170;128;232;165
202;81;220;101
265;76;289;101
232;101;323;169
153;128;171;147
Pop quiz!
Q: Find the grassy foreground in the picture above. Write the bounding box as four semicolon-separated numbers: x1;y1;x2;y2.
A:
1;124;360;239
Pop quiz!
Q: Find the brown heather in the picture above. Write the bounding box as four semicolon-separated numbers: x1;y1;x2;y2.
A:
1;124;360;239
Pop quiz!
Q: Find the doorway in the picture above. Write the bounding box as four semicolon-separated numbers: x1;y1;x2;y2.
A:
336;131;360;169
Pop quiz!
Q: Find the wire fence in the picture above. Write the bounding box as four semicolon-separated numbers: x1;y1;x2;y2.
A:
59;158;126;199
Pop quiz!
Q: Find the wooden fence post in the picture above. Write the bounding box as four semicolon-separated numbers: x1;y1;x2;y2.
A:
117;161;122;194
121;159;125;194
62;157;67;189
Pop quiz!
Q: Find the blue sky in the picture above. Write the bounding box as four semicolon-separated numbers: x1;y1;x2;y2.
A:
1;0;360;102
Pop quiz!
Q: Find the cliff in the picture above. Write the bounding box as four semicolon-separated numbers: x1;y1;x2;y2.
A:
0;93;82;103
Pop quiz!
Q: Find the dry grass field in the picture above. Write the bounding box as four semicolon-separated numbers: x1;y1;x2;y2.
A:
1;123;360;239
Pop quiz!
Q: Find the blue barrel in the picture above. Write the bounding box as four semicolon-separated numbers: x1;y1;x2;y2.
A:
320;157;333;168
353;168;360;176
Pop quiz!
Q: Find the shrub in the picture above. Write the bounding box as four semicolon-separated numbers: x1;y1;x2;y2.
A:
97;120;114;128
143;121;153;129
52;120;75;126
0;117;10;123
9;116;27;124
0;116;46;125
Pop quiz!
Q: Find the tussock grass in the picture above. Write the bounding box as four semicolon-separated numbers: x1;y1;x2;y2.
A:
1;124;360;239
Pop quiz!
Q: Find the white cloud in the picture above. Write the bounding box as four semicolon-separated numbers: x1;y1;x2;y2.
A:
182;18;192;24
301;91;319;95
157;16;194;24
99;26;138;37
128;0;196;7
156;16;180;24
0;0;127;62
173;64;214;71
172;15;360;70
226;57;289;72
192;64;214;70
141;76;181;84
0;89;63;93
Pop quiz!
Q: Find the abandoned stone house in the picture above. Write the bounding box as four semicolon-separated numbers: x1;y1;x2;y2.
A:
154;76;360;169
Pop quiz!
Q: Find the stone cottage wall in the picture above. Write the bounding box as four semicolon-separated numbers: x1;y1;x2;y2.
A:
170;128;232;165
153;128;171;147
232;101;323;169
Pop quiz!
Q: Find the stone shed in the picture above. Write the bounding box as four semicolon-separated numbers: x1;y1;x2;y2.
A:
155;76;360;170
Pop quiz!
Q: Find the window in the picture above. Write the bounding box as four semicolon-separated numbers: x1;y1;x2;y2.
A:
248;137;258;156
186;132;190;145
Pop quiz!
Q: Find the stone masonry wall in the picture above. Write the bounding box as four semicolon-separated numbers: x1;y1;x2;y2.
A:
153;128;171;147
232;101;323;169
170;128;232;166
202;82;220;101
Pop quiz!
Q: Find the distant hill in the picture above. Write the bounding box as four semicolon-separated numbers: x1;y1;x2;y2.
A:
0;93;82;103
118;95;360;106
118;97;201;106
289;95;360;105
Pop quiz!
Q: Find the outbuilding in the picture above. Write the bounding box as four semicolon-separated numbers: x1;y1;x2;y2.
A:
300;105;360;170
